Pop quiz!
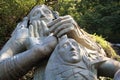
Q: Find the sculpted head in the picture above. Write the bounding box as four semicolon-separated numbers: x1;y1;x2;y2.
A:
28;4;55;23
58;35;81;63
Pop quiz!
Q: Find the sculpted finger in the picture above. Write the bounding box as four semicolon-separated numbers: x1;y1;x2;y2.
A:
11;23;22;36
29;25;34;37
63;15;78;28
42;36;58;52
32;20;39;37
37;20;42;37
47;18;62;28
54;23;72;36
11;17;28;36
22;17;28;28
56;27;74;38
49;17;73;33
41;20;49;36
47;15;71;28
35;20;40;37
17;17;28;29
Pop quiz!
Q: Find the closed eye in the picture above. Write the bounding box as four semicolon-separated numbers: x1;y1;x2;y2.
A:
43;9;51;14
33;11;41;17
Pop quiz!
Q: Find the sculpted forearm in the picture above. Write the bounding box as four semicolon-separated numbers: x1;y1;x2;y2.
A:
0;49;40;80
0;48;52;80
0;38;27;60
0;36;57;80
98;58;120;78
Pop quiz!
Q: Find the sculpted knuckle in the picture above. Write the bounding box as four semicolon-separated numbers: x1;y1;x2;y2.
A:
59;17;63;21
67;15;71;18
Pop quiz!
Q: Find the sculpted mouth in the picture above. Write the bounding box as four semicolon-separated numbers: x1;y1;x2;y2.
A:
70;51;78;56
40;18;47;20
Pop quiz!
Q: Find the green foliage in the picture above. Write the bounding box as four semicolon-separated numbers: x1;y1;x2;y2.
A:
92;34;117;57
57;0;120;43
92;34;120;61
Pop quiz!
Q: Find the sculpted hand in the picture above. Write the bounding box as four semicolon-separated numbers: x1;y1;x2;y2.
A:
10;17;29;50
26;20;49;49
47;15;97;50
26;19;57;56
31;35;57;57
0;17;57;80
48;15;78;38
11;17;28;40
27;20;57;56
0;17;29;60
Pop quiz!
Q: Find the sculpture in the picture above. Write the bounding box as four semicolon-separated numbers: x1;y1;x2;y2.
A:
0;4;77;80
0;5;58;80
114;69;120;80
45;35;120;80
0;4;120;80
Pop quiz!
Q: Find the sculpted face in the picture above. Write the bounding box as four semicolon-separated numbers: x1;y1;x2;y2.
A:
58;37;81;63
29;5;54;23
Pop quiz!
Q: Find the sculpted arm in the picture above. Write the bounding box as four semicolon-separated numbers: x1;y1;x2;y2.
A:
97;58;120;78
0;17;29;60
0;35;57;80
0;17;57;80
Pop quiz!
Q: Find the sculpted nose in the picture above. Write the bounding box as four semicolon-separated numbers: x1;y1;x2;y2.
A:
70;45;76;51
40;11;45;18
40;14;45;18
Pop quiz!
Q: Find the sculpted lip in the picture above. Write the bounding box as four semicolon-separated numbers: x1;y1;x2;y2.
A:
40;18;47;21
70;51;78;56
